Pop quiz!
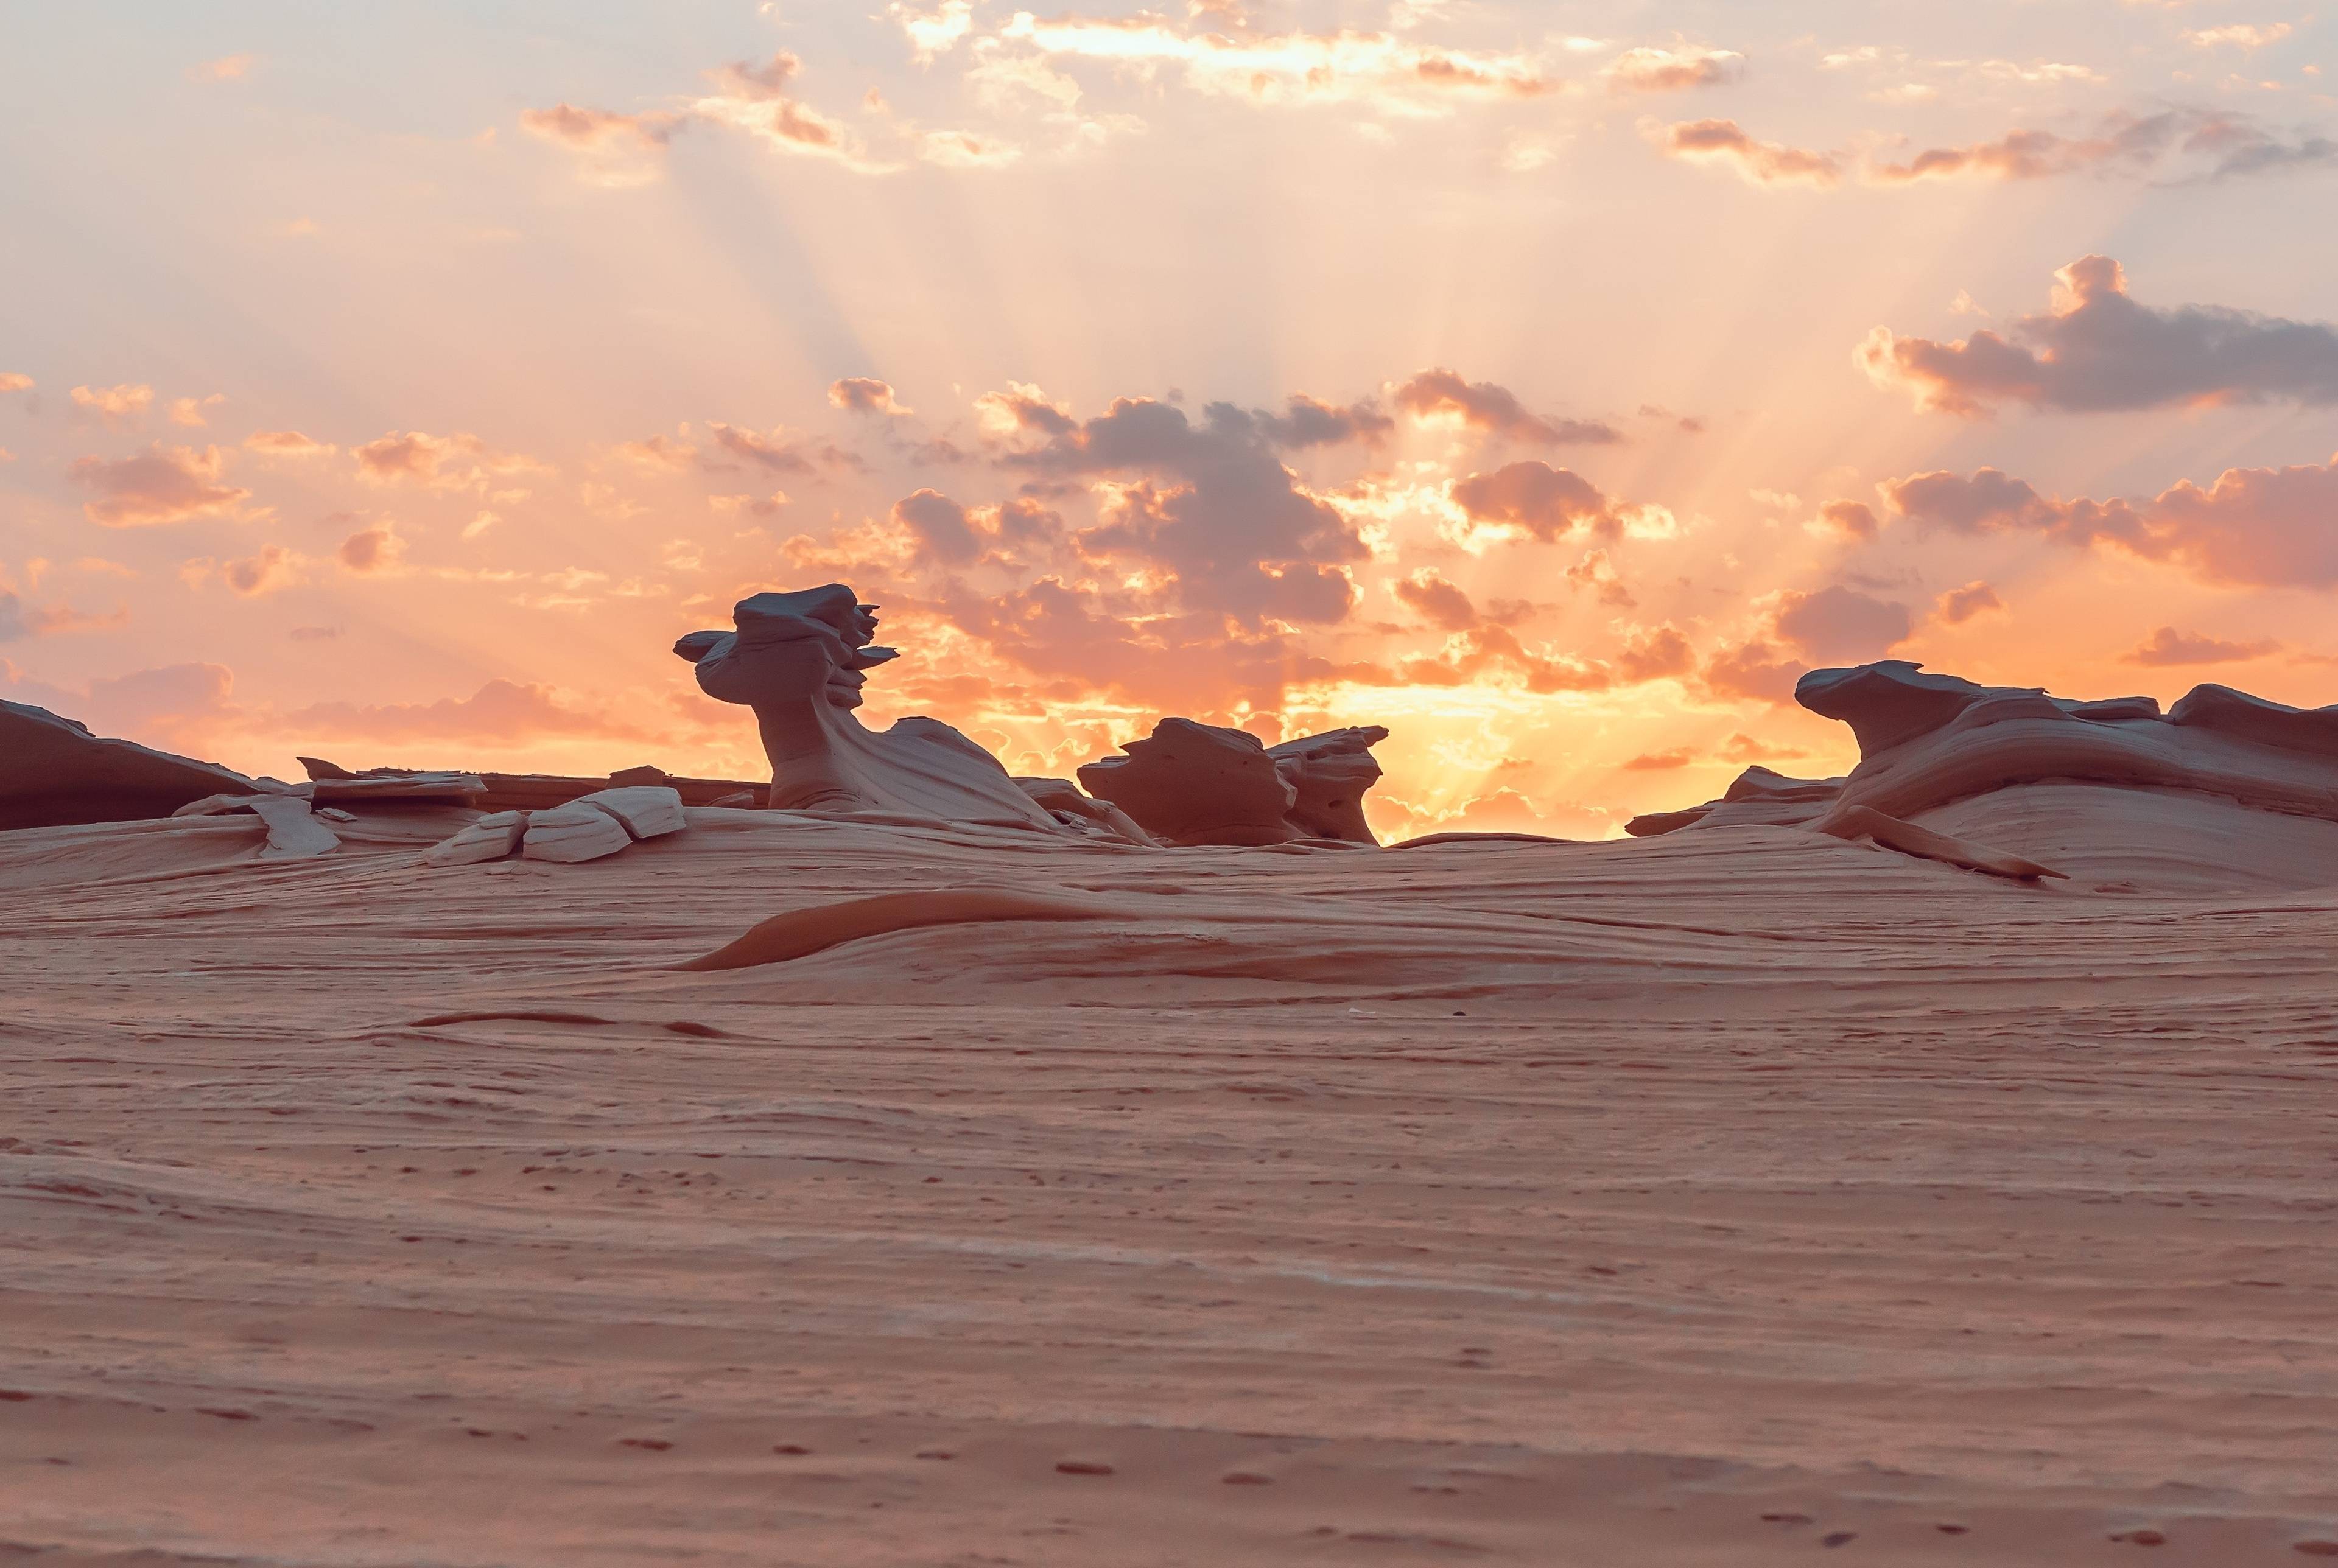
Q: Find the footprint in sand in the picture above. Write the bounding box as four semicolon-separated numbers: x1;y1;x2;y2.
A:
1055;1460;1115;1476
619;1437;673;1451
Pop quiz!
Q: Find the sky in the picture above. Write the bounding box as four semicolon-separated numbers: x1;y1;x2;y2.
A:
3;0;2336;839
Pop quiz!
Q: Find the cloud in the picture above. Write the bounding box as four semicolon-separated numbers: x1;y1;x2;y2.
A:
0;373;32;394
337;525;405;574
891;488;983;563
1257;394;1394;449
70;383;155;424
1701;637;1806;704
2123;626;2283;665
1621;747;1696;770
244;430;335;457
354;430;541;488
189;54;255;83
1771;584;1912;663
1604;45;1744;93
1860;256;2338;415
829;377;913;416
1868;107;2336;186
893;1;975;63
993;13;1559;111
1392;569;1478;631
280;679;653;746
169;394;223;427
1392;369;1620;445
611;432;701;470
2183;23;2292;49
222;545;303;597
69;444;251;526
704;421;853;476
995;394;1368;624
1450;461;1621;539
1880;453;2338;589
1936;580;2003;623
1652;118;1839;186
1;661;236;749
1811;499;1879;541
690;52;893;173
521;104;684;186
1397;621;1693;695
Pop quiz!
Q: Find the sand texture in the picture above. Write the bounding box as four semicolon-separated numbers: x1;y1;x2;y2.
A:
7;797;2338;1566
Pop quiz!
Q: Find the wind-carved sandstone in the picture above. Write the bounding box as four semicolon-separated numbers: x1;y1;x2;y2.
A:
1077;718;1391;847
675;583;1058;829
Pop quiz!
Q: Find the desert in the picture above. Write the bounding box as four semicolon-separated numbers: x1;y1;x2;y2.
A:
11;4;2338;1561
9;581;2338;1564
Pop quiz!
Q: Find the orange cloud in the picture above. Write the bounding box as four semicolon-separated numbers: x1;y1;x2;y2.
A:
354;430;542;488
1450;461;1620;539
338;525;405;574
1393;369;1620;445
71;383;155;423
829;377;913;416
244;430;335;457
1604;46;1744;93
1936;581;2003;623
1652;118;1839;186
69;445;251;526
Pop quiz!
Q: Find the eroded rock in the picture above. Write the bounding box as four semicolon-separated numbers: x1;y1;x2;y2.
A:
2;702;276;831
1076;719;1392;847
675;583;1058;829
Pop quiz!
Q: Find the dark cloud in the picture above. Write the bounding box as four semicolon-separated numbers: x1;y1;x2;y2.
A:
1861;256;2338;415
997;396;1366;625
1451;461;1621;539
1257;394;1394;449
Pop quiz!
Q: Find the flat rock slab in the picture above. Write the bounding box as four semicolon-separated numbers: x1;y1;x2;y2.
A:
311;773;485;806
574;786;687;840
521;801;633;863
423;811;530;867
250;796;341;860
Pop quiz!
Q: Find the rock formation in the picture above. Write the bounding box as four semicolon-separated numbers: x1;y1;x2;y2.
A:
675;584;1059;830
422;786;689;868
1076;719;1390;847
1629;659;2338;880
1;701;281;831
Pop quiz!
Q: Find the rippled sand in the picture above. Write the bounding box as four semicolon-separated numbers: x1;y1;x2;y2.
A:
5;802;2337;1564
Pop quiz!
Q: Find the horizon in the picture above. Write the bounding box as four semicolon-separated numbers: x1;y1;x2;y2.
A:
5;1;2337;841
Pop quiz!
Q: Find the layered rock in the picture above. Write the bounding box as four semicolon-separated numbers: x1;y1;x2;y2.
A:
1076;719;1390;847
423;786;690;868
675;584;1058;830
1;701;279;831
1628;659;2338;881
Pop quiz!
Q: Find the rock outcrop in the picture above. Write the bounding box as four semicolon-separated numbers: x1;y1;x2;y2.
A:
1629;659;2338;881
1076;719;1390;847
1;701;279;831
423;786;690;868
675;584;1059;830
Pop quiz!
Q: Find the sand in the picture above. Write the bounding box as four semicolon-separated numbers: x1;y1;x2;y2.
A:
6;796;2338;1565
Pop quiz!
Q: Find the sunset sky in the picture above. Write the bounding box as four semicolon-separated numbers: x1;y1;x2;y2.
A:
5;0;2336;838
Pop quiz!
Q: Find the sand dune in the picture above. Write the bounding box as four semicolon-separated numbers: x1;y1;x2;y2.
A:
7;789;2338;1564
